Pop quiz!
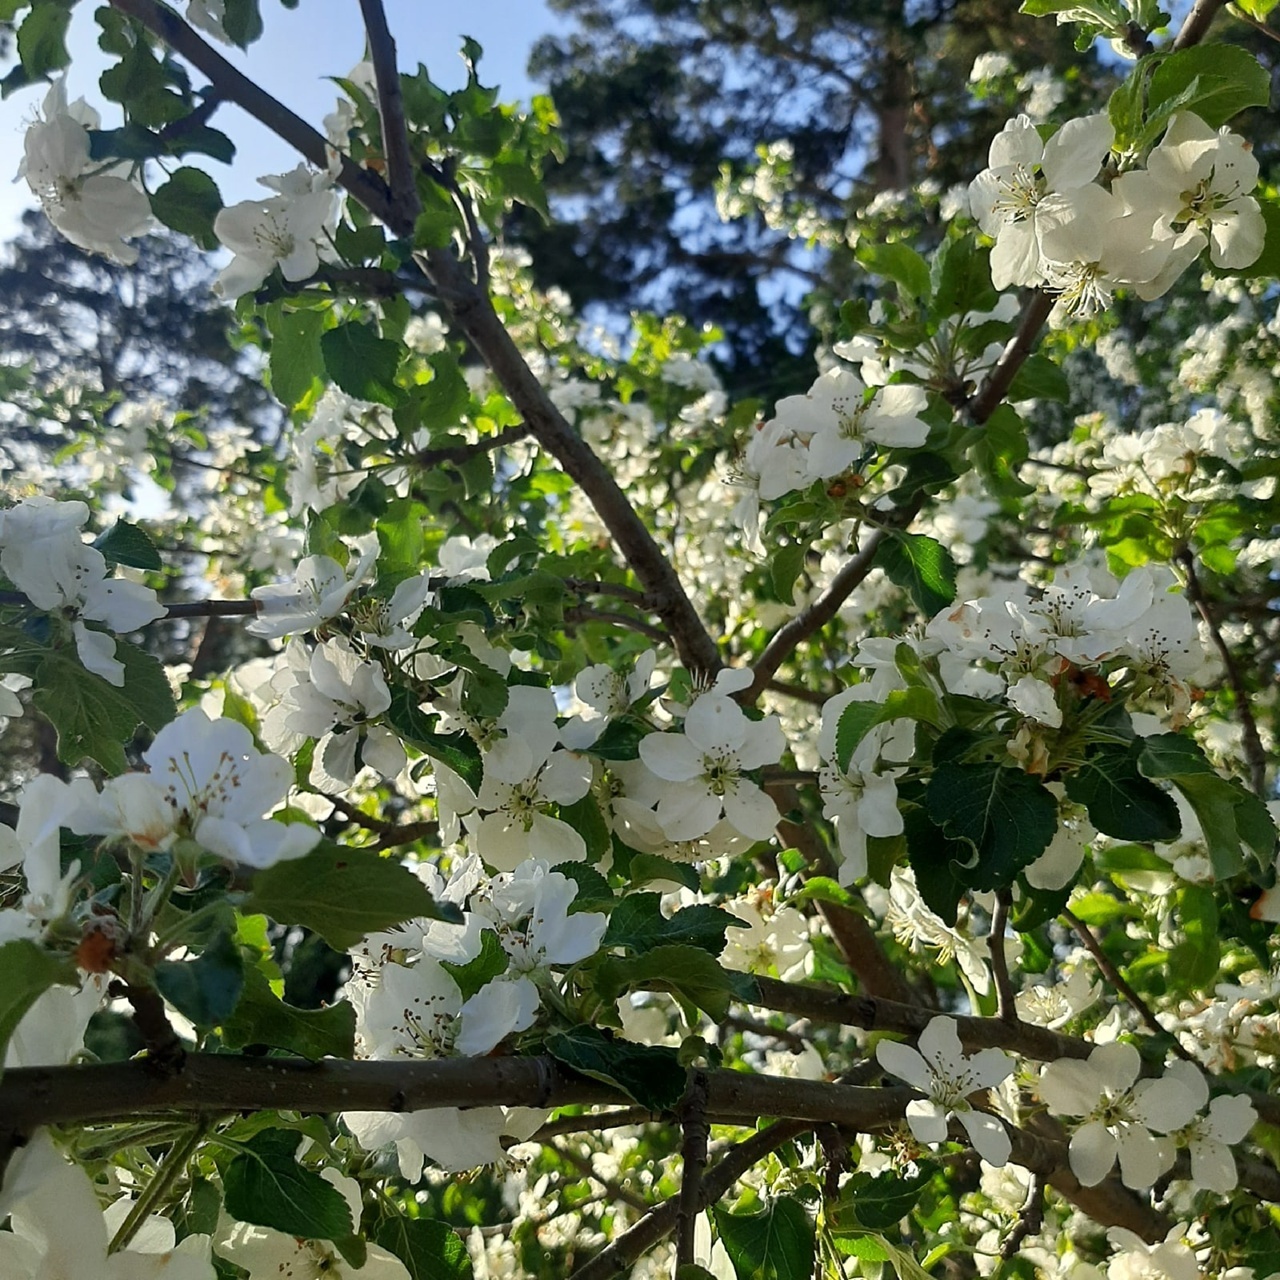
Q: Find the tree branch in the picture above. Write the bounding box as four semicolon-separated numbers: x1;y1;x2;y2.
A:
1173;0;1230;46
1178;549;1268;795
110;0;724;678
676;1072;710;1269
415;246;723;676
1061;909;1196;1064
966;293;1054;425
412;422;531;469
357;0;421;227
745;529;887;700
107;0;403;231
567;1119;812;1280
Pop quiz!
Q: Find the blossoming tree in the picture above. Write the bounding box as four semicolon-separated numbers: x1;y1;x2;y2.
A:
1;0;1280;1277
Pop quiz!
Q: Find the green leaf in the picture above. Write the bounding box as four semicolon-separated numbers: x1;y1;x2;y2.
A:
375;1218;474;1280
713;1196;815;1280
835;686;939;772
786;875;857;910
929;234;997;319
244;842;444;952
92;520;163;571
1138;733;1276;877
857;243;931;301
221;964;356;1059
441;929;509;1000
593;943;737;1021
0;940;78;1078
553;860;616;912
1147;44;1270;130
926;761;1057;890
385;687;483;791
1065;741;1181;843
150;167;223;250
969;403;1033;498
628;854;699;892
31;639;176;772
221;0;263;46
223;1129;353;1243
834;1168;933;1231
321;322;402;407
545;1025;685;1110
154;929;244;1028
602;893;743;957
269;306;327;411
770;540;808;605
903;807;972;924
557;794;611;862
1006;353;1069;403
17;2;71;76
874;531;956;617
1168;884;1219;990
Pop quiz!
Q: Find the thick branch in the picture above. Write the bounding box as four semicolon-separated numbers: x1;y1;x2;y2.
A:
748;975;1087;1064
357;0;421;227
415;247;723;676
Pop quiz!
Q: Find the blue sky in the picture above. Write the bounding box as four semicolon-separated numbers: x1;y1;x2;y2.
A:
0;0;564;238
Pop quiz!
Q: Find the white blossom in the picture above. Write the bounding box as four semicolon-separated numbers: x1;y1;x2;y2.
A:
876;1016;1014;1165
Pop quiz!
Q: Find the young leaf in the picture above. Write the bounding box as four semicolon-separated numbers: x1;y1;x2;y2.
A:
926;761;1057;890
220;963;356;1059
244;842;445;952
321;322;402;407
602;892;744;957
1065;741;1181;843
375;1218;474;1280
713;1196;816;1280
545;1025;686;1110
154;928;245;1028
223;1129;353;1243
874;531;957;617
592;943;737;1021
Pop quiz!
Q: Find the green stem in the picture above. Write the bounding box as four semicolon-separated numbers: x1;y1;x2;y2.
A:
107;1124;205;1253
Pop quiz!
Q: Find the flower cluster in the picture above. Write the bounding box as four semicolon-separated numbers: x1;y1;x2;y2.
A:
971;111;1262;324
345;855;607;1173
0;496;165;685
20;81;152;264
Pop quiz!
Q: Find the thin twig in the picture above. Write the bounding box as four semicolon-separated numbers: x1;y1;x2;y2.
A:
1228;3;1280;43
108;0;403;231
357;0;421;228
552;1140;650;1214
1178;549;1268;795
1062;909;1196;1063
998;1173;1046;1261
745;529;887;700
989;891;1017;1024
567;1119;812;1280
413;423;531;469
564;606;670;646
530;1107;663;1143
